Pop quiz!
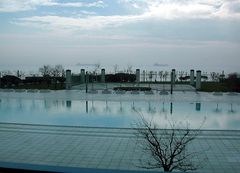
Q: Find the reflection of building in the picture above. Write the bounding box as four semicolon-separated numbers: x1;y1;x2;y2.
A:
196;102;201;111
66;100;71;108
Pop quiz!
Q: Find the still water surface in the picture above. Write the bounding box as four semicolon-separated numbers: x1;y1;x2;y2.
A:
0;98;239;130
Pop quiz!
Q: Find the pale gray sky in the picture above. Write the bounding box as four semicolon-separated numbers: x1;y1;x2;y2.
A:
0;0;240;73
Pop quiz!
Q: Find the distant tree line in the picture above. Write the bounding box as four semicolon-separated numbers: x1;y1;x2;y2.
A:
0;65;239;92
80;73;136;83
0;65;65;89
225;73;240;92
106;73;136;83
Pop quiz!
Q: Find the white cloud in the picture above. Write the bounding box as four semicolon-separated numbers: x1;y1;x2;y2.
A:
144;3;215;19
9;0;240;33
15;14;145;31
0;0;105;12
120;0;240;19
214;0;240;18
79;10;97;15
44;0;105;8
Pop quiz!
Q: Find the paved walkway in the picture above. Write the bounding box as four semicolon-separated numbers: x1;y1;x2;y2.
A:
0;123;240;172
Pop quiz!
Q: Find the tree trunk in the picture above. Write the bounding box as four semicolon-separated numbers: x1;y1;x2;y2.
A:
164;167;171;172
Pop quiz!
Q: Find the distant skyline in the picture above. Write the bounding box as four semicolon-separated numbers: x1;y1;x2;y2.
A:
0;0;240;73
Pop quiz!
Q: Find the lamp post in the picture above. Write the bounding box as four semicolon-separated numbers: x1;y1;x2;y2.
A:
170;71;173;95
0;72;1;88
86;71;89;93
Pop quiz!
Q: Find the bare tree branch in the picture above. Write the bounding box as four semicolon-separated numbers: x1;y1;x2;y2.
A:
133;114;204;172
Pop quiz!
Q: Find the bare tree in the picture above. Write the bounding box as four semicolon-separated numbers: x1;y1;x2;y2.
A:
51;65;64;77
179;71;185;82
210;72;220;82
52;65;65;89
154;71;158;82
1;70;12;76
149;71;154;82
39;65;52;77
134;117;204;172
127;65;133;74
29;71;38;77
39;65;64;77
15;70;25;79
94;63;101;74
113;64;119;74
163;71;169;82
158;71;164;82
219;72;225;82
142;70;146;82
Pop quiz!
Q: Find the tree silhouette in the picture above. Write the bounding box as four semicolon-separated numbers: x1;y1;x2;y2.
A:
39;65;52;77
134;117;204;172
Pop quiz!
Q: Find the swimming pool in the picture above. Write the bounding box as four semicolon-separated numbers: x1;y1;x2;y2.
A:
0;90;239;130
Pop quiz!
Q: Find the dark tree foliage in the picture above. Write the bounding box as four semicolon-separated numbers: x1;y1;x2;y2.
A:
113;86;151;91
1;75;22;87
88;74;101;83
179;76;190;81
225;73;240;92
106;73;136;82
24;77;50;85
134;117;203;172
178;76;208;81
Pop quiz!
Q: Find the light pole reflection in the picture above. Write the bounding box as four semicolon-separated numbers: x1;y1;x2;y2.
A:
131;101;136;112
17;98;23;111
66;100;71;109
104;100;111;112
196;102;201;111
118;101;124;113
90;100;96;113
161;102;166;113
228;103;236;113
214;103;221;113
86;100;88;113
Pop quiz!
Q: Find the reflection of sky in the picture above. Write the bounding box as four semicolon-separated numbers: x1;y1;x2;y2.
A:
0;98;239;130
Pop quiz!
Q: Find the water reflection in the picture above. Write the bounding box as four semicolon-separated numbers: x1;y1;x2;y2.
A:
214;103;221;113
161;102;167;113
131;101;136;112
86;101;88;113
0;98;239;129
104;101;111;113
118;101;124;113
44;100;51;110
66;100;71;108
89;100;96;113
196;103;201;111
17;98;23;111
30;100;36;111
147;102;156;114
228;103;236;114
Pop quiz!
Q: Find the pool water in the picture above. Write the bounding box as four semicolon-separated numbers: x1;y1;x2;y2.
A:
0;97;239;130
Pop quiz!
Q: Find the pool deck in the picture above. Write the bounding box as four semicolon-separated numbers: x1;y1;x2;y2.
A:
0;123;240;173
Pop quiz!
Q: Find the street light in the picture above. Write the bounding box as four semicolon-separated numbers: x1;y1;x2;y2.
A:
86;71;89;93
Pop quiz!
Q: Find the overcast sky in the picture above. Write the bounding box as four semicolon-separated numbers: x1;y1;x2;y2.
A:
0;0;240;73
